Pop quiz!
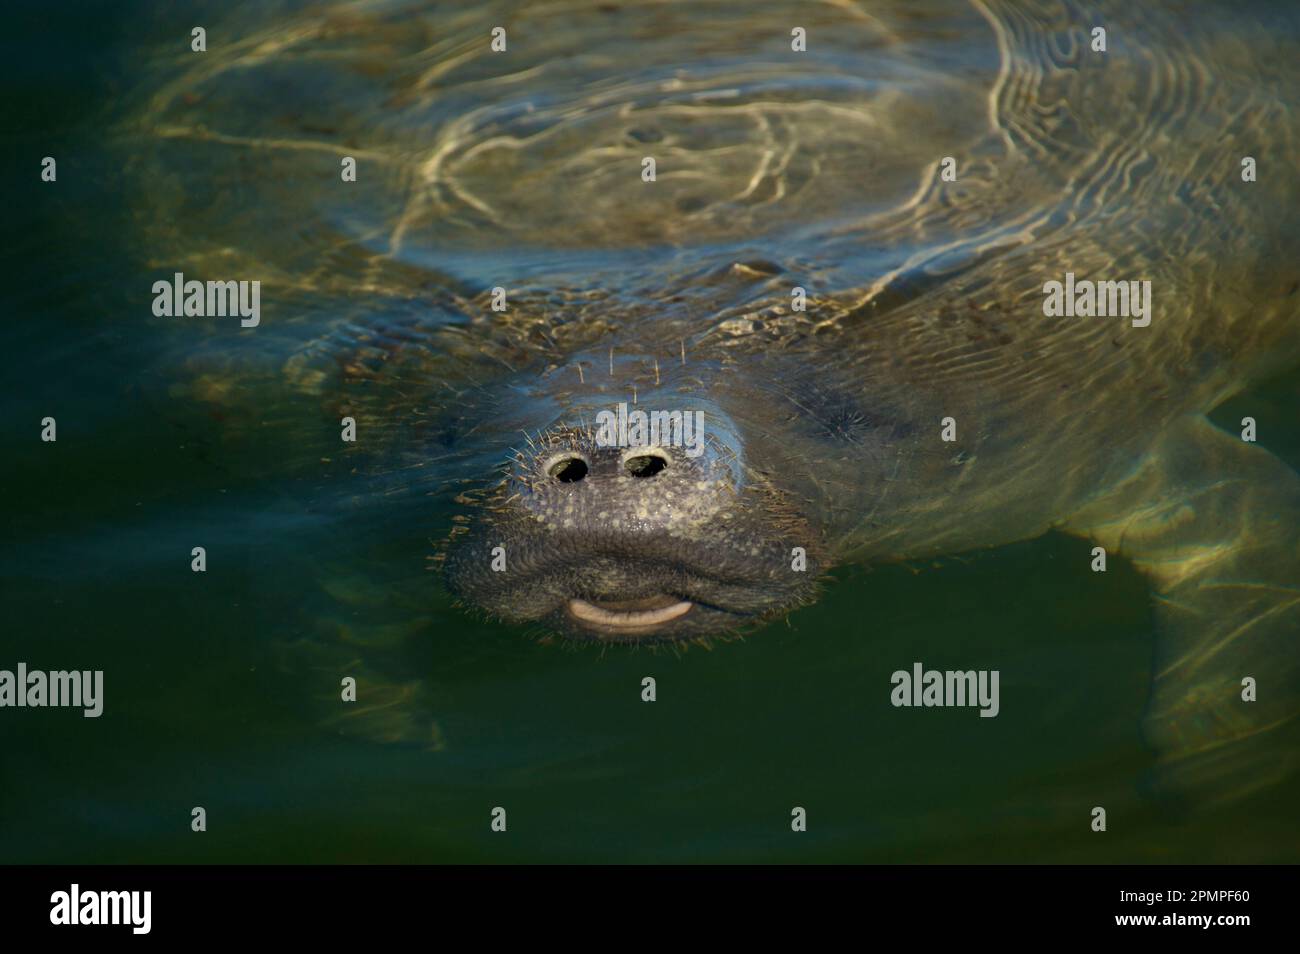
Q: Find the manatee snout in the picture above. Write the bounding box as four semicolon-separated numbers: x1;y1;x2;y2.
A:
444;421;821;643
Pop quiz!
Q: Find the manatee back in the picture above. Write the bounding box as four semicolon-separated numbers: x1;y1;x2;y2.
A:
127;0;1299;410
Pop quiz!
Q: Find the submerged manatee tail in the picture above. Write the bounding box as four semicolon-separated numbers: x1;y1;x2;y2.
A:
1064;415;1300;803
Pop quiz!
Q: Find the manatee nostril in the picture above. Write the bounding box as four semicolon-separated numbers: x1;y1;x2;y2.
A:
547;456;589;482
624;453;668;478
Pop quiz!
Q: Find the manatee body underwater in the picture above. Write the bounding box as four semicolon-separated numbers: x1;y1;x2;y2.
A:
128;0;1300;811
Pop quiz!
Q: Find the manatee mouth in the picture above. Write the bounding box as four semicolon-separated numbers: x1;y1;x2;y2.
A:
452;553;811;644
449;545;817;643
567;594;693;636
443;424;823;644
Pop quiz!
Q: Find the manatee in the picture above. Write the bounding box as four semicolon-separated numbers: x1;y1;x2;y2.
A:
130;0;1299;793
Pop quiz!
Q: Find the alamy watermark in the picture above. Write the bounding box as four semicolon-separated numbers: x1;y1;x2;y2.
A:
594;402;705;458
0;663;103;717
50;884;150;934
1042;272;1151;328
152;272;260;327
890;662;999;717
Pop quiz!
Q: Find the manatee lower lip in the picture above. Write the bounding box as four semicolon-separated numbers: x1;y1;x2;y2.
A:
567;596;693;631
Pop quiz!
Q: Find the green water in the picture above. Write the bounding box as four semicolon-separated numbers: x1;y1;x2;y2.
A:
3;0;1298;863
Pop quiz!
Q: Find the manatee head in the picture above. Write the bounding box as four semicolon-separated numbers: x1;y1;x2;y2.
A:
443;350;829;643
